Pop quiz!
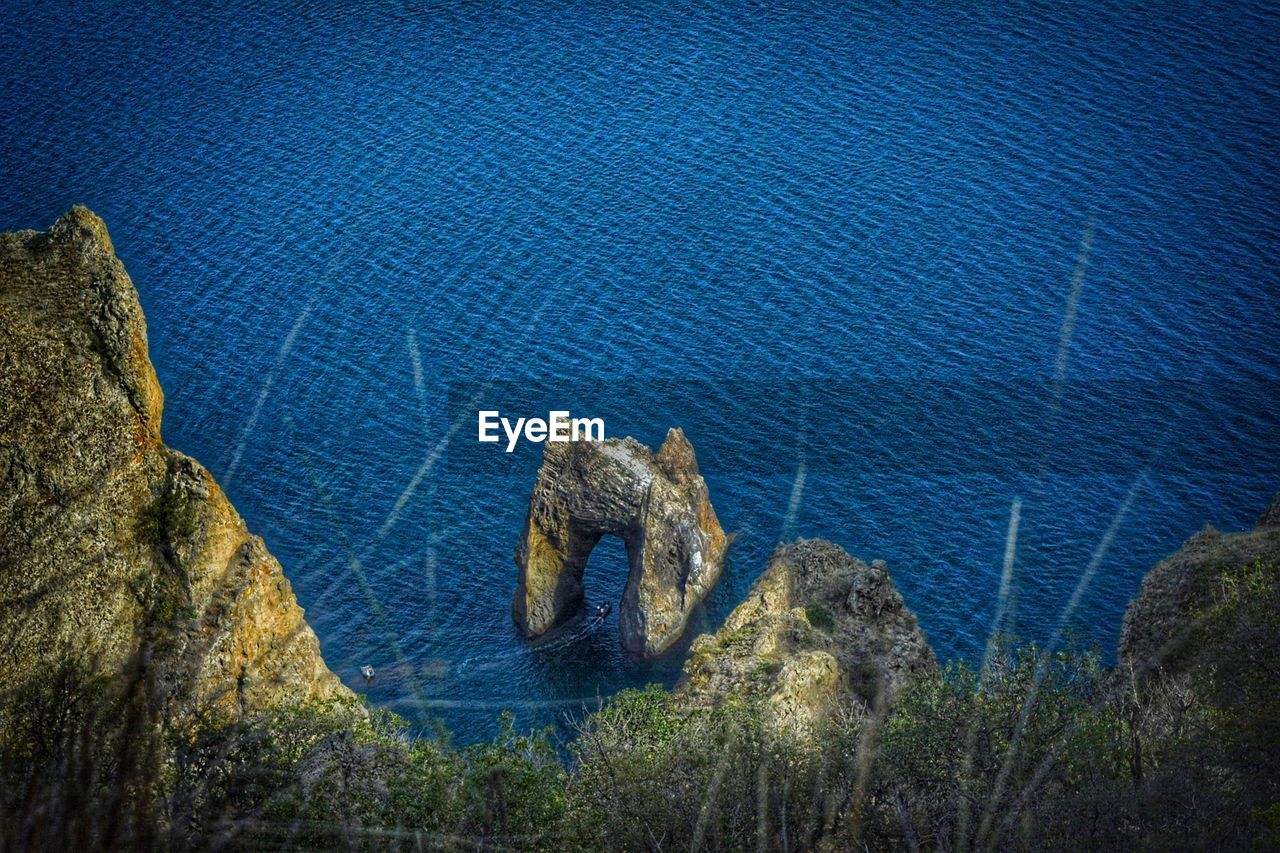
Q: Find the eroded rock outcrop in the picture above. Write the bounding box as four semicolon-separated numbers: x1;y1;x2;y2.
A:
513;429;729;657
676;539;935;732
1118;493;1280;684
0;207;348;720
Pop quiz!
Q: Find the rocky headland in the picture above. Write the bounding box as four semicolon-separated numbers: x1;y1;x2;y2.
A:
0;207;347;722
677;539;936;731
1119;492;1280;688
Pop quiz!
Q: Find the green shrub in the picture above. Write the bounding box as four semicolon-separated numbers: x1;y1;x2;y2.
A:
804;604;836;632
4;561;1276;851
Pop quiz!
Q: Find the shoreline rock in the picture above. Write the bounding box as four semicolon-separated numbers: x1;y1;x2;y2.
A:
1118;492;1280;684
676;538;936;732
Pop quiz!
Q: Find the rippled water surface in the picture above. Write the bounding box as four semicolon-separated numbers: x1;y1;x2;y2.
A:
2;0;1278;741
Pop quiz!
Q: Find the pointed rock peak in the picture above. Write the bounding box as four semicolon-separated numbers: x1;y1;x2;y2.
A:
1258;492;1280;530
656;427;699;483
0;211;349;721
3;207;164;438
47;205;114;253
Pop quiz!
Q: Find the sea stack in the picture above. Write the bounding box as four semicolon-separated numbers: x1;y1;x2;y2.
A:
513;428;729;657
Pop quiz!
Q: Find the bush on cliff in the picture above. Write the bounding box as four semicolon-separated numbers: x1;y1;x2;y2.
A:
172;703;566;850
562;642;1130;852
1119;554;1280;850
565;685;864;851
0;657;567;851
868;641;1131;850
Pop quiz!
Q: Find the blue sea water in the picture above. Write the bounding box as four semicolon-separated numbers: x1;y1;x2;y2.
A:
2;0;1278;742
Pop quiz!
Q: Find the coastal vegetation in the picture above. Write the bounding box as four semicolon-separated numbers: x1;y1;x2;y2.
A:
2;210;1275;850
3;552;1275;851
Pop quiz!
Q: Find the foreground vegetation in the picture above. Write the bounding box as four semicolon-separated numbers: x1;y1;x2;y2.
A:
2;557;1276;851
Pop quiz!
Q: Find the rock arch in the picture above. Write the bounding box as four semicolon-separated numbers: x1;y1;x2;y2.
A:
512;428;729;657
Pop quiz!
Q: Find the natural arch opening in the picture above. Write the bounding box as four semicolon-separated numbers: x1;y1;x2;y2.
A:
577;532;633;631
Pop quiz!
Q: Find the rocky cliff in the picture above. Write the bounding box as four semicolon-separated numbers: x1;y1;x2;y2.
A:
1119;492;1280;684
0;207;347;720
676;539;936;731
513;428;729;657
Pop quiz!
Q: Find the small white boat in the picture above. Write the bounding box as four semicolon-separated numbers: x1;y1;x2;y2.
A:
360;665;375;681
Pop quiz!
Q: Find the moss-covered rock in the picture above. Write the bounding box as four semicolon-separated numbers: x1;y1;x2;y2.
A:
1118;501;1280;683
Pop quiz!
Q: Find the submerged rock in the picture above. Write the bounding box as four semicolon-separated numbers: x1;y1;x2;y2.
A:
676;539;936;732
0;207;348;719
513;428;729;657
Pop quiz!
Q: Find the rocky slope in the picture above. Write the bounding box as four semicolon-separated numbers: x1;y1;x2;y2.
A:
676;539;936;731
513;428;729;657
1118;492;1280;683
0;207;347;720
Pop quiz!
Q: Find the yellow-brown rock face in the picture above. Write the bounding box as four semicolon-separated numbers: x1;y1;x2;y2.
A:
677;539;936;733
0;207;348;720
